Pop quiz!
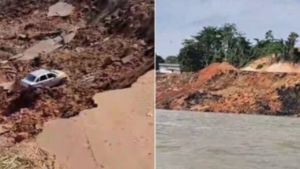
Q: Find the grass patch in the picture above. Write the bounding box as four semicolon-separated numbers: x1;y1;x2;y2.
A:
256;64;264;69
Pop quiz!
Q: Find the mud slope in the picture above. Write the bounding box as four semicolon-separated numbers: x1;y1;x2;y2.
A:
156;63;300;116
0;0;154;144
37;70;154;169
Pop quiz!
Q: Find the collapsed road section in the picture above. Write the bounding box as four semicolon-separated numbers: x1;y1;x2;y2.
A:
0;0;154;144
156;62;300;116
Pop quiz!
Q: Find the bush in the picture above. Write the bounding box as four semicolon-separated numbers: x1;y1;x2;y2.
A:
256;64;264;69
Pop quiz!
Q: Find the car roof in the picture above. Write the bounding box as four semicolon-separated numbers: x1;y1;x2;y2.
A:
30;69;51;77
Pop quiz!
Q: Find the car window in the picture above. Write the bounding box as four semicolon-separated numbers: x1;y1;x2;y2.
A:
38;75;48;82
25;74;36;82
48;73;56;78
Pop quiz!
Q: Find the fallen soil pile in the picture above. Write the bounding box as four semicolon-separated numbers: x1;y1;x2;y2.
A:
0;0;154;144
156;72;198;106
157;62;300;116
156;62;237;106
198;62;237;82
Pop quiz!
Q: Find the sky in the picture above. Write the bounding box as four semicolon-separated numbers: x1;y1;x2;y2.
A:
155;0;300;57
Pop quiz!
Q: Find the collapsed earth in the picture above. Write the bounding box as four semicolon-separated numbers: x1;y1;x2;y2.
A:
0;0;154;146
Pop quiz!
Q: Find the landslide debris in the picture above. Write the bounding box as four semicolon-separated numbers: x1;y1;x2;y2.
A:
156;72;198;93
156;62;300;116
156;63;235;108
0;142;64;169
0;0;154;144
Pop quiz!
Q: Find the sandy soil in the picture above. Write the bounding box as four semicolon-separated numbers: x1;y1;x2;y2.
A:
265;62;300;72
241;57;272;71
241;57;300;73
242;62;300;73
36;70;154;169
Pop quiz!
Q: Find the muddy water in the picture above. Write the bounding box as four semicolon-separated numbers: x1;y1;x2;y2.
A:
156;110;300;169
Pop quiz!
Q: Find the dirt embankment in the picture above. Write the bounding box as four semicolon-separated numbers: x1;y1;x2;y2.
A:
0;0;154;144
156;62;300;116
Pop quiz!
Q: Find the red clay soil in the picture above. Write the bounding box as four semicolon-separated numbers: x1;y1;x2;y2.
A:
0;0;154;144
197;62;237;82
156;62;237;106
156;62;300;117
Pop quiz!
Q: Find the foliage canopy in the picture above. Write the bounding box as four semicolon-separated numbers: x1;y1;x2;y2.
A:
157;23;300;72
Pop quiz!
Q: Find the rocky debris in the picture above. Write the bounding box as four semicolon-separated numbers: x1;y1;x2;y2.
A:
9;29;78;61
14;132;29;142
0;82;14;92
48;2;74;17
156;72;198;93
0;0;154;144
0;124;12;135
12;36;64;60
156;62;300;116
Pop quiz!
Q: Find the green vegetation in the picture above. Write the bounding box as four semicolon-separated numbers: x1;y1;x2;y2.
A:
157;23;300;72
256;64;264;69
165;55;178;64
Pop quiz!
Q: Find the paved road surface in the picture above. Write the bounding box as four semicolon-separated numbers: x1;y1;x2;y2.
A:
156;110;300;169
37;71;154;169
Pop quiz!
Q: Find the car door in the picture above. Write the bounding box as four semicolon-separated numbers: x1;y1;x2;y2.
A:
47;73;58;86
35;74;49;87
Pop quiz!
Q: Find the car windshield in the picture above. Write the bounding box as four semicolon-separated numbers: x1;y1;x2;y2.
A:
25;74;36;82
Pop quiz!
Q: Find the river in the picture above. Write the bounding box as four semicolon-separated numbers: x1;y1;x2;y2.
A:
156;109;300;169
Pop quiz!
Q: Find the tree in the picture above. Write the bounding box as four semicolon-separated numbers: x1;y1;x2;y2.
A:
155;54;165;70
285;32;299;62
176;23;300;72
165;56;178;64
252;30;284;61
178;23;253;71
178;39;206;71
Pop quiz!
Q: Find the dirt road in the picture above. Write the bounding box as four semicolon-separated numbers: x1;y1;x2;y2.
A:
37;70;154;169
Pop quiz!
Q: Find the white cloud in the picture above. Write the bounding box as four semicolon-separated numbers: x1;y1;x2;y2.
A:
156;0;300;57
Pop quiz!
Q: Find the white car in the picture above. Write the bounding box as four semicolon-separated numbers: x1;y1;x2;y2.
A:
21;69;68;88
